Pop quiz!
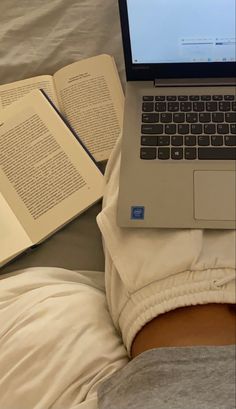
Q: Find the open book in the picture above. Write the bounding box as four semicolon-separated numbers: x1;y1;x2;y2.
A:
0;54;124;162
0;90;104;267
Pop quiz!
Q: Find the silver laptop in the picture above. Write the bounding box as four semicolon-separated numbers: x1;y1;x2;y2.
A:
117;0;236;229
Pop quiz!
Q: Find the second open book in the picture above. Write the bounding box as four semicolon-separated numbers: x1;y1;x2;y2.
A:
0;90;105;267
0;54;124;162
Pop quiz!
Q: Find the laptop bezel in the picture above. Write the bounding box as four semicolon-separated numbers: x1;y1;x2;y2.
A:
118;0;236;81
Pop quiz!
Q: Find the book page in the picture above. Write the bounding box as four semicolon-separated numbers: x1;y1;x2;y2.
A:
0;193;32;267
0;90;104;245
0;75;58;111
53;54;124;162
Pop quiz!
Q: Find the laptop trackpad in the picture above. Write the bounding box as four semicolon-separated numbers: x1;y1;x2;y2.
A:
194;170;236;221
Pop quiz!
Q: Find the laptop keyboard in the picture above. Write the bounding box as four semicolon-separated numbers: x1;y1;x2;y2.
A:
141;94;236;160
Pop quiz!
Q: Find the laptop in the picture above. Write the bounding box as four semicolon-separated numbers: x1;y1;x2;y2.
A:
117;0;236;229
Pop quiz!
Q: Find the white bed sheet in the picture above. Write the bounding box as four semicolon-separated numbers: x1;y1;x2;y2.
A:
0;268;128;409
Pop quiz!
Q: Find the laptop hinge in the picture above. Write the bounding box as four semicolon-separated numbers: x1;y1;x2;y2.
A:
154;77;236;87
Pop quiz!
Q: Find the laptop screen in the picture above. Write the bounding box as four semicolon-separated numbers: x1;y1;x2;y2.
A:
126;0;236;65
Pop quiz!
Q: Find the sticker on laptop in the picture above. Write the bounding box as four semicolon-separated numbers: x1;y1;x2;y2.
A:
131;206;145;220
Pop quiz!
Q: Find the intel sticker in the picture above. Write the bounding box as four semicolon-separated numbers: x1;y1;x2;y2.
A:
131;206;145;220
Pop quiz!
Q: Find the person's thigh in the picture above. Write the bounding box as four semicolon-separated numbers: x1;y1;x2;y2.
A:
131;303;236;357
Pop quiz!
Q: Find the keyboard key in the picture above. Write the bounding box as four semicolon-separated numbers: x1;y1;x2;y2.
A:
185;148;197;160
180;102;192;112
211;135;223;146
213;95;223;101
165;124;176;134
167;96;177;101
158;135;170;146
155;102;167;112
178;95;188;101
141;124;163;134
217;124;229;134
198;135;210;146
201;95;211;101
204;124;216;134
143;96;154;101
171;148;183;160
140;147;156;160
155;96;165;101
225;112;236;123
193;102;205;112
198;147;236;160
173;113;185;123
158;148;170;160
219;101;231;111
168;102;179;112
171;135;183;146
142;113;159;123
206;102;218;111
231;124;236;134
190;95;200;101
224;95;235;100
232;102;236;111
191;124;203;134
160;113;172;123
185;135;196;146
225;136;236;146
178;124;190;134
186;113;198;123
142;102;154;112
199;113;211;123
141;136;158;146
212;113;224;123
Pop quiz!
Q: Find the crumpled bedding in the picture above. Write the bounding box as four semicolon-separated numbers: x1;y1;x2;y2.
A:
0;268;128;409
0;0;126;87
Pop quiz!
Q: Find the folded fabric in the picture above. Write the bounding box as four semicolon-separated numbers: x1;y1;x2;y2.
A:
0;268;128;409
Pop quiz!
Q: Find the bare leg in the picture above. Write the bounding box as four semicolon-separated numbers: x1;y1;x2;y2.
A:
131;303;236;358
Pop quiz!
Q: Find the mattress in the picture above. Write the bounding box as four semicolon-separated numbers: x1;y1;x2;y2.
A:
0;0;125;275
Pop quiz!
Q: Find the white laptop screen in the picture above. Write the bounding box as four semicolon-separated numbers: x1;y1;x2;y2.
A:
127;0;236;64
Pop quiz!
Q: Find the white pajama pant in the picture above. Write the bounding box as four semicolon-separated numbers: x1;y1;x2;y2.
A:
97;136;236;356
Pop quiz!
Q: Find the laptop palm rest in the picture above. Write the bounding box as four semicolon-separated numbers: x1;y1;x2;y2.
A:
194;170;236;221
